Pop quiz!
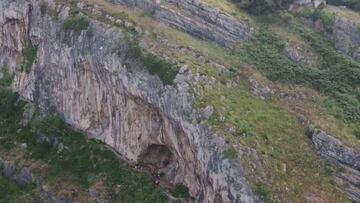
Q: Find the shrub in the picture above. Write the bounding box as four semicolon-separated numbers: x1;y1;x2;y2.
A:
354;128;360;139
21;40;37;74
254;183;271;201
125;41;178;85
231;0;296;15
63;15;89;32
312;11;335;33
173;184;190;199
242;25;360;125
0;69;13;87
235;119;251;136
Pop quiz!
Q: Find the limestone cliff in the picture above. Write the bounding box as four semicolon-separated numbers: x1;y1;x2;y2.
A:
0;0;257;202
112;0;252;47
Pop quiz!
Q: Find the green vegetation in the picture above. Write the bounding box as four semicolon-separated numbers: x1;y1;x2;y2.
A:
311;10;336;33
21;40;37;74
254;183;271;202
125;41;178;85
242;23;360;125
354;128;360;139
0;88;166;202
234;118;252;136
0;176;33;203
231;0;295;15
0;69;13;87
173;184;190;199
63;15;90;32
199;86;347;202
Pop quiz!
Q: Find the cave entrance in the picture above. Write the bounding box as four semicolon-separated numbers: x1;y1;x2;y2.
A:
139;144;174;170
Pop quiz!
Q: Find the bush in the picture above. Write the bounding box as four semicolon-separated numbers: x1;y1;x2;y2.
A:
21;40;37;74
243;25;360;125
354;128;360;139
235;119;251;136
125;41;178;85
231;0;295;15
63;15;89;32
0;69;13;87
312;11;335;33
173;184;190;199
254;183;271;201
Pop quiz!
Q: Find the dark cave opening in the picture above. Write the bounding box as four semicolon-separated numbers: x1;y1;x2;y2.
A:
139;144;174;169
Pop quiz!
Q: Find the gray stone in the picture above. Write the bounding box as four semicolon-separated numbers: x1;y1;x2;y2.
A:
310;129;360;202
201;105;213;120
14;167;33;187
22;103;36;126
283;43;318;66
332;16;360;60
113;0;252;47
311;129;360;170
20;143;28;151
2;163;16;178
290;0;326;10
249;79;275;100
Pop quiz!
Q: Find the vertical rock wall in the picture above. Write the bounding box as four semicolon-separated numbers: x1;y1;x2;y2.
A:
0;0;257;202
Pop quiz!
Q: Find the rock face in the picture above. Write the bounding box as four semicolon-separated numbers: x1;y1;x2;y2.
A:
0;159;34;187
332;16;360;62
283;43;318;66
112;0;252;47
290;0;326;10
0;0;257;202
310;129;360;202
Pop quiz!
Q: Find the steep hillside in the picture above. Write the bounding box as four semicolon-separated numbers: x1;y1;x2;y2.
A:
0;0;359;202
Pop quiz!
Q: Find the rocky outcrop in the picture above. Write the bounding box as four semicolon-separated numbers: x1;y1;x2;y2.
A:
290;0;326;10
309;129;360;202
0;159;34;187
112;0;252;47
0;0;257;202
332;15;360;62
300;6;360;62
283;43;319;66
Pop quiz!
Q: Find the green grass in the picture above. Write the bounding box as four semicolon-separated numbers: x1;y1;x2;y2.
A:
63;15;90;32
242;22;360;126
198;86;347;202
21;40;37;74
254;183;271;202
173;184;190;199
0;88;166;202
